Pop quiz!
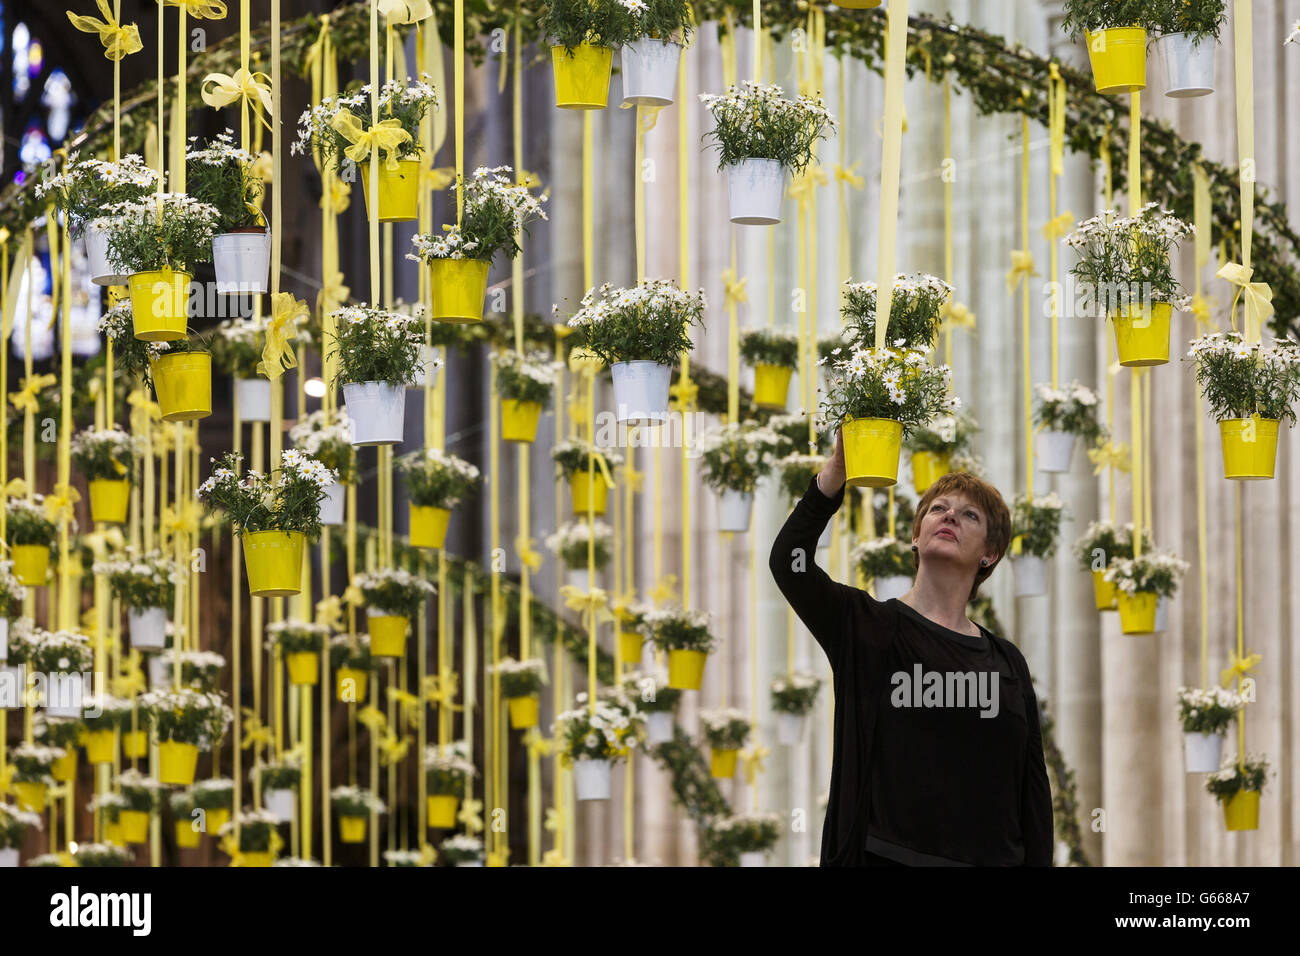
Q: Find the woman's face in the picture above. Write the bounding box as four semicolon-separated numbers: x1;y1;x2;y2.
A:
913;492;999;575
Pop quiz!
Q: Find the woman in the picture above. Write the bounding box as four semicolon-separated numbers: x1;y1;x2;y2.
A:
769;429;1053;866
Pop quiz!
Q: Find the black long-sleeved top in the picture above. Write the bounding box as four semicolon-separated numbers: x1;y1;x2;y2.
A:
769;476;1054;866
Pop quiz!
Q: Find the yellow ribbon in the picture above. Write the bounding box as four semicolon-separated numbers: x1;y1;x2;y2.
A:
162;0;228;18
1006;250;1038;294
543;806;561;833
787;164;828;205
377;728;411;765
623;461;644;494
668;380;698;414
1041;210;1075;241
940;299;975;331
111;667;146;698
1189;293;1215;330
128;388;161;432
524;729;554;759
4;478;27;499
739;743;769;785
1219;651;1261;689
161;502;199;537
611;592;640;624
720;267;748;309
356;705;388;732
201;68;273;129
648;574;678;606
1216;262;1273;343
328;113;411;171
422;166;457;191
514;535;543;574
10;373;56;413
319;174;351;214
240;709;273;751
258;292;307;380
315;595;344;631
457;796;484;834
66;0;143;61
84;526;127;559
421;673;461;711
1088;440;1132;476
377;0;431;23
341;583;365;608
316;270;350;318
834;162;865;189
559;584;613;624
44;483;81;524
418;844;438;867
387;686;423;730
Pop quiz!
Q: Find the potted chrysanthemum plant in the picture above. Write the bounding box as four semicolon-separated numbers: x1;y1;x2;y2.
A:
71;427;138;523
397;448;481;550
1071;520;1150;610
1033;381;1105;473
424;741;476;829
552;440;622;517
139;687;232;785
488;657;549;730
902;411;978;495
257;754;303;823
840;274;954;353
197;449;332;597
5;497;58;587
1061;0;1157;94
169;791;201;849
1176;686;1243;773
27;630;92;718
190;777;235;836
637;606;716;691
179;651;225;692
330;633;371;704
620;668;680;745
79;694;133;765
331;785;385;843
186;130;270;293
564;279;706;423
354;567;436;659
328;305;423;445
92;548;177;649
219;809;281;866
1066;204;1193;367
553;695;637;800
115;769;164;845
1009;492;1066;597
10;743;62;812
96;299;160;393
408;165;547;322
699;707;751;779
72;842;132;867
704;810;783;867
770;672;822;747
34;715;82;782
1187;332;1300;481
1150;0;1226;96
0;802;42;868
699;81;835;225
1104;549;1189;634
1205;753;1269;832
697;420;784;533
289;409;356;526
740;327;800;410
147;336;216;423
266;619;330;687
547;520;614;590
440;834;485;867
538;0;623;109
610;0;694;106
850;536;914;602
0;561;22;661
211;317;305;423
490;349;561;443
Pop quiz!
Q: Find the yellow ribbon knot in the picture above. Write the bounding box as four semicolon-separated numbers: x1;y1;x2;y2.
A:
315;595;344;631
356;706;388;732
44;484;81;524
418;844;438;867
1042;210;1075;241
1088;440;1131;476
787;164;828;204
162;0;229;19
421;673;462;711
623;462;644;493
739;744;770;785
1220;651;1261;689
834;162;865;189
559;584;613;623
940;299;976;331
84;526;127;559
329;113;412;171
320;173;352;214
648;573;678;605
422;166;457;191
111;667;146;698
240;709;273;751
668;379;698;414
377;0;432;23
458;796;484;833
543;807;561;834
161;503;199;537
1006;251;1038;294
514;535;544;573
387;687;423;731
342;583;365;608
10;373;56;412
317;270;350;317
258;292;308;380
1216;262;1274;341
4;478;28;499
1190;293;1215;330
66;0;143;61
525;729;554;759
201;68;273;129
720;268;748;310
378;729;411;765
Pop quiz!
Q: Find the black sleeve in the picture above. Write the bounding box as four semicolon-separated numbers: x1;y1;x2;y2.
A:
1017;660;1055;866
768;475;855;670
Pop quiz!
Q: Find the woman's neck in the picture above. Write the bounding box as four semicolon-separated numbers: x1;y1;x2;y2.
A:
898;563;979;637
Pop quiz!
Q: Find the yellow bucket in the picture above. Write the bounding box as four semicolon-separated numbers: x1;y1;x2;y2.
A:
128;268;191;341
667;648;707;690
207;807;231;835
753;363;793;409
911;451;951;494
286;651;318;686
83;728;116;764
11;544;50;587
427;794;459;829
123;730;148;759
368;614;409;658
15;780;47;812
507;695;539;729
50;751;78;783
158;739;200;785
429;257;490;324
120;809;150;844
1091;569;1118;610
710;748;739;779
88;479;130;523
242;530;305;597
618;630;643;663
175;820;201;849
501;399;542;443
360;159;421;223
239;851;274;867
1223;789;1260;831
150;350;212;422
1218;417;1279;481
104;822;123;845
1118;590;1158;634
551;42;613;109
835;0;881;7
339;815;367;844
570;469;607;516
410;504;451;549
1085;27;1147;94
1111;302;1171;367
337;667;369;704
842;417;903;488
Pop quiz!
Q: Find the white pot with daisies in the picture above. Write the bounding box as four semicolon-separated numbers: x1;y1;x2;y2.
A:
1009;493;1065;597
290;409;356;527
1149;3;1225;97
770;672;821;747
187;131;271;294
93;550;178;650
699;82;835;226
555;696;640;801
621;669;679;746
1177;686;1242;773
707;812;783;867
562;279;705;424
613;1;693;106
1033;382;1104;474
211;319;285;423
547;520;614;592
331;306;424;446
851;536;914;602
698;421;783;533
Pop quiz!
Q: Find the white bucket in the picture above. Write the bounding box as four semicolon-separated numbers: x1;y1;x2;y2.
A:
411;344;442;389
320;480;345;526
739;851;766;867
128;606;168;650
0;616;8;661
1036;430;1075;473
0;848;17;867
149;654;175;690
565;567;598;592
645;711;675;746
84;219;130;286
776;712;806;746
1011;554;1047;597
573;757;611;801
726;158;786;226
718;489;754;533
609;361;672;424
342;381;407;446
212;230;272;295
456;860;485;867
1153;595;1168;634
620;38;682;107
236;378;273;423
44;671;83;718
0;664;24;709
265;787;296;822
1183;731;1223;773
874;575;911;601
1154;32;1216;98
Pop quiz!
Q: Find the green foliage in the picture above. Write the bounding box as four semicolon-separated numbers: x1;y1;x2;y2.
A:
196;450;330;538
34;154;158;231
769;672;821;716
1061;0;1158;39
331;785;385;817
103;192;220;274
696;420;785;494
739;327;800;369
209;318;265;378
329;633;371;670
1204;754;1269;802
70;426;136;482
92;549;177;609
190;778;235;810
819;347;956;435
491;349;559;405
564;279;704;367
397;448;481;509
293;77;438;170
96;300;158;385
840;274;952;352
266;619;330;654
776;453;823;501
186;131;264;232
1034;382;1106;442
355;567;435;617
1187;332;1300;424
637;606;716;653
139;688;232;745
538;0;625;50
551;439;623;478
1066;204;1193;313
328;306;423;388
903;412;979;455
259;757;303;791
701;811;782;865
851;536;914;580
5;497;57;547
289;409;357;485
1071;520;1151;572
489;657;548;698
408;165;547;264
1177;686;1242;735
700;81;835;174
1011;493;1066;558
0;803;42;850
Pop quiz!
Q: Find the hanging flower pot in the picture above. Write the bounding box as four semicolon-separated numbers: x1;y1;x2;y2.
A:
1111;302;1172;367
150;350;213;423
710;748;738;778
1084;27;1148;94
342;382;406;447
175;821;201;849
1091;569;1118;610
1036;430;1076;473
910;451;951;494
753;363;794;409
238;851;274;867
360;160;422;223
644;711;674;746
570;469;607;516
286;651;318;686
842;417;903;488
119;809;150;844
158;740;200;786
410;504;451;550
87;479;130;523
1011;555;1047;597
501;399;543;443
507;695;539;729
207;807;231;835
874;575;912;601
83;729;116;765
1117;589;1158;634
739;851;766;867
618;630;642;663
11;545;50;587
128;269;192;342
338;815;367;843
429;258;490;324
610;361;673;424
667;648;706;691
235;378;273;423
45;673;84;718
336;667;368;704
50;750;78;782
1152;595;1169;633
620;38;682;107
573;757;612;800
128;606;168;650
1153;32;1216;98
242;530;305;598
123;730;148;759
1218;417;1279;480
265;787;296;822
319;480;345;526
15;781;48;812
1222;789;1260;831
551;43;614;110
427;794;459;829
148;653;173;690
777;712;806;746
1184;732;1224;774
212;228;272;295
717;489;754;533
725;159;787;226
367;612;409;658
84;219;130;286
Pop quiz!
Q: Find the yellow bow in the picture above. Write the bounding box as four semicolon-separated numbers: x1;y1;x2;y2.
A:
315;595;344;631
378;729;411;765
418;843;438;867
559;584;614;623
1042;210;1075;241
787;164;828;204
612;592;641;624
240;709;273;751
66;0;143;61
387;687;423;732
1220;651;1261;689
649;574;678;606
301;13;332;79
10;373;56;413
4;478;28;499
201;68;273;129
458;796;484;834
44;483;81;524
342;584;366;608
720;268;748;310
329;113;411;172
128;389;161;433
1216;262;1274;341
111;667;146;698
525;729;554;759
515;535;544;574
541;847;570;867
543;806;561;833
1087;440;1131;475
1189;293;1215;330
356;705;388;732
421;673;462;711
739;744;770;785
486;850;508;867
162;0;228;18
940;298;976;331
1006;250;1038;294
84;526;127;560
423;166;457;191
320;173;351;214
668;379;698;414
622;462;644;494
258;292;307;380
317;270;350;317
378;0;432;22
834;162;865;190
161;502;199;537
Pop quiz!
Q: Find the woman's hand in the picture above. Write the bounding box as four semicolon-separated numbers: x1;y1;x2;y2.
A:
816;428;847;498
